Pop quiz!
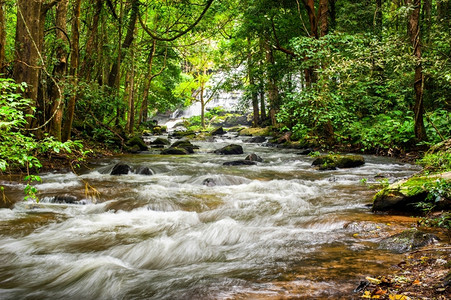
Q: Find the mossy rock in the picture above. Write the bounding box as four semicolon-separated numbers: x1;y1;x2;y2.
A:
150;137;170;146
372;172;451;213
160;147;190;155
379;229;438;253
238;127;272;137
126;135;148;151
312;154;365;170
170;140;198;153
214;144;244;155
210;127;225;136
171;130;196;139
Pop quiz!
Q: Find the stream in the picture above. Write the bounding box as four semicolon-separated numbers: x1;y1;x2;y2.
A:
0;135;421;299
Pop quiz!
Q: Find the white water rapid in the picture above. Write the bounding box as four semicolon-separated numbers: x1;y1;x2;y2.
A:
0;137;421;299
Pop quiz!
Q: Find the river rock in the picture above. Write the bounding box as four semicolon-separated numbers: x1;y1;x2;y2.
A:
171;140;198;153
126;135;148;151
137;166;153;175
171;130;195;139
160;147;190;155
223;160;256;166
244;136;267;143
53;195;79;204
379;229;439;253
298;148;313;155
214;144;244;155
312;154;365;170
111;163;131;175
202;178;216;186
150;137;170;146
245;153;263;162
210;127;225;136
372;172;451;213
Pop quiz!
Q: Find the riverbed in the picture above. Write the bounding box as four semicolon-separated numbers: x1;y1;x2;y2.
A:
0;136;421;299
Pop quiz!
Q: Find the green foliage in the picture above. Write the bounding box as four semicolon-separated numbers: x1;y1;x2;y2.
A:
0;78;84;201
418;152;451;173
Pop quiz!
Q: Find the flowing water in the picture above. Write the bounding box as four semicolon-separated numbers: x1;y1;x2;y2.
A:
0;136;421;299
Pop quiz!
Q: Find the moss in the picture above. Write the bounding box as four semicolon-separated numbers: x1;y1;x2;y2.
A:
312;154;365;170
238;127;273;136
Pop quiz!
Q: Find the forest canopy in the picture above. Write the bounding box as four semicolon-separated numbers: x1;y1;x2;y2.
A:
0;0;450;161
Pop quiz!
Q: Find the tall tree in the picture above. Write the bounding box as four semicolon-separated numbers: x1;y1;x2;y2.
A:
62;0;82;142
48;0;69;140
407;0;427;141
0;0;6;76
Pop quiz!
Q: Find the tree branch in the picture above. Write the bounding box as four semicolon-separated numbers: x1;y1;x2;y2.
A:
138;0;215;42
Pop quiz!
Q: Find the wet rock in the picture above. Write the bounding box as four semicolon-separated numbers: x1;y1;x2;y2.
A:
214;144;244;155
171;130;196;139
244;136;267;143
245;153;263;162
160;147;190;155
171;140;198;153
129;144;141;154
210;127;225;136
372;172;451;213
297;148;313;155
111;163;131;175
53;195;79;204
137;166;153;175
223;160;256;166
312;154;365;170
379;229;439;253
150;137;170;146
126;135;148;151
202;178;216;186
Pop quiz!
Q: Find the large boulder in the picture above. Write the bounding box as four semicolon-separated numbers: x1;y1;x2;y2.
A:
126;135;148;151
171;130;196;139
312;154;365;170
214;144;244;155
210;127;225;136
111;163;132;175
372;172;451;213
223;160;257;166
379;229;438;253
150;137;170;146
160;148;190;155
171;140;198;153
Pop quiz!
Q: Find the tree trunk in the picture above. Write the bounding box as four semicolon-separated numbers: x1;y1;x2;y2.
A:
329;0;336;30
62;0;82;142
259;78;266;123
264;37;279;126
248;38;259;127
319;0;329;37
80;0;102;81
13;0;43;123
107;0;139;89
0;0;6;76
48;0;69;141
302;0;318;38
139;40;156;125
421;0;431;42
408;0;427;141
376;0;383;38
200;68;206;128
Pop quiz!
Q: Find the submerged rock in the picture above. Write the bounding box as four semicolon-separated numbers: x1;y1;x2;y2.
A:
111;163;132;175
379;229;438;253
223;160;256;166
53;195;79;204
214;144;244;155
298;148;313;155
202;178;216;186
137;166;153;175
312;154;365;170
245;153;263;162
